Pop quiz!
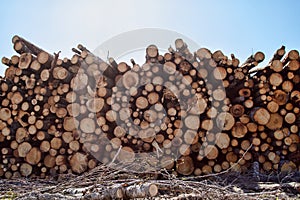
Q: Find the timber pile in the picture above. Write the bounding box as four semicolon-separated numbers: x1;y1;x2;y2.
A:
0;35;299;180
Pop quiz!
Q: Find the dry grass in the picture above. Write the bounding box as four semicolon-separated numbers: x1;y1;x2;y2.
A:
1;164;300;199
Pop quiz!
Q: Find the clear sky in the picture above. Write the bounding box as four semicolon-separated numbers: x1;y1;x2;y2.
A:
1;0;300;75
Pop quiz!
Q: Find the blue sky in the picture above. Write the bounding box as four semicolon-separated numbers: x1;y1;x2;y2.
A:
1;0;300;75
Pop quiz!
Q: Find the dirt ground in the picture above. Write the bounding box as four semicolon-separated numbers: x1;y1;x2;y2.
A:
1;165;300;199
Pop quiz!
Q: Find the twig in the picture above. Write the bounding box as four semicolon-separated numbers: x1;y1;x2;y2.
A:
108;145;122;167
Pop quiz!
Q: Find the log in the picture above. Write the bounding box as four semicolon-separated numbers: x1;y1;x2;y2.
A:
146;45;159;62
63;117;79;132
122;71;139;90
254;52;265;63
25;147;41;165
282;50;299;65
183;130;198;145
230;104;245;118
117;146;135;163
125;183;158;198
17;142;32;157
204;145;219;160
216;133;230;149
176;156;194;175
184;115;200;130
18;53;32;69
270;60;283;72
273;90;288;105
69;152;88;174
216;112;235;131
251;107;270;125
231;122;248;138
80;118;96;134
266;113;283;130
20;163;32;177
12;35;48;57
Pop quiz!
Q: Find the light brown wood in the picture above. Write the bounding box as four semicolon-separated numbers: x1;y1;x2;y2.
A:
69;152;88;174
231;122;248;138
0;108;12;121
273;90;288;105
125;183;158;198
266;113;283;130
213;67;227;80
287;60;299;71
70;72;88;91
285;112;296;124
230;104;245;118
204;145;219;160
184;115;200;130
80;118;95;134
117;146;135;163
18;53;32;69
146;45;158;59
20;163;32;177
216;133;230;149
63;117;79;131
25;147;41;165
37;51;51;65
267;101;279;113
50;137;62;150
114;126;126;138
254;52;265;62
11;92;23;105
216;112;235;131
176;156;194;175
251;107;270;125
183;130;198;145
271;60;283;72
53;67;69;80
136;96;149;109
17;142;32;157
196;48;212;60
40;141;51;153
40;69;50;81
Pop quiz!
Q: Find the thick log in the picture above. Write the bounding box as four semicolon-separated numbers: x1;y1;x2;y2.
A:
17;142;32;157
184;115;200;130
25;147;41;165
231;122;248;138
216;112;235;131
117;146;135;163
251;107;270;125
266;113;283;130
216;133;230;149
69;152;88;174
176;156;194;175
18;53;32;69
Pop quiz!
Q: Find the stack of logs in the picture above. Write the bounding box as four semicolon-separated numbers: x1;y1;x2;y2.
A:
0;35;299;179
